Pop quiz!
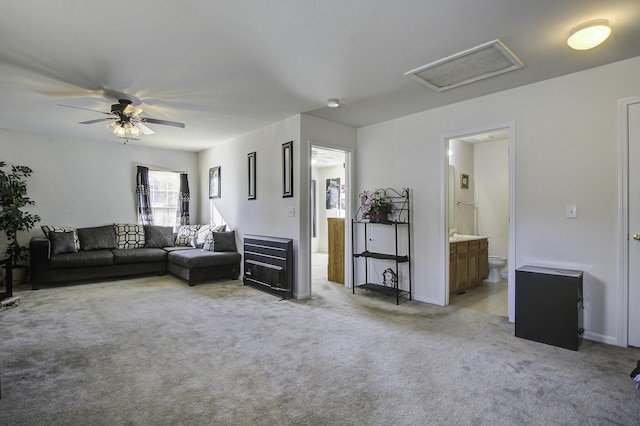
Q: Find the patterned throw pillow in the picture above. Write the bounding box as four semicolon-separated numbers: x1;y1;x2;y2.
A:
191;224;227;248
175;224;201;247
202;232;216;251
41;225;81;251
114;224;146;249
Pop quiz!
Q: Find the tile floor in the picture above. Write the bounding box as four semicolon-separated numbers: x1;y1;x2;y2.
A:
449;279;508;317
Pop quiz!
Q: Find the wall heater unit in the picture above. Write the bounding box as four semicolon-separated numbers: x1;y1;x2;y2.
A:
243;235;294;298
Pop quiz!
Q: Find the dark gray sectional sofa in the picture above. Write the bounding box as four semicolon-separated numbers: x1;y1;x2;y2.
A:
30;224;241;289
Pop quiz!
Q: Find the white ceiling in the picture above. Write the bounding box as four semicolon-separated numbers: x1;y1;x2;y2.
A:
1;1;639;152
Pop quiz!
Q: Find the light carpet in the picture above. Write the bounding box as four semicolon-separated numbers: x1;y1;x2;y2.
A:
1;275;639;425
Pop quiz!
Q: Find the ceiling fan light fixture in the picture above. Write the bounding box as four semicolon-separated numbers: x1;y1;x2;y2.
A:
567;19;611;50
108;120;140;138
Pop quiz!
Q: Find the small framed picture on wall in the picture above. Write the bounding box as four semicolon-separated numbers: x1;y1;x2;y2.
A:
248;152;256;200
282;141;293;198
460;173;469;189
209;166;221;199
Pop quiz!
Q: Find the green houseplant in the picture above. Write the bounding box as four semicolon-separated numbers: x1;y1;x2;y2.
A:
0;161;41;266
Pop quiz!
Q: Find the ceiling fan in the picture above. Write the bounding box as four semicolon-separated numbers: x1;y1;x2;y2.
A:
59;99;185;139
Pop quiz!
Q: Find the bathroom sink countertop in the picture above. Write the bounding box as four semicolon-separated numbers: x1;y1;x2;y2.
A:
449;234;488;242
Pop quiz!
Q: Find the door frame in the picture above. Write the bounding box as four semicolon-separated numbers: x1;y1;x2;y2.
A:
442;121;516;322
618;95;640;347
306;140;354;292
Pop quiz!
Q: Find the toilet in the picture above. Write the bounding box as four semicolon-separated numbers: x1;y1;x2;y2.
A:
487;256;507;283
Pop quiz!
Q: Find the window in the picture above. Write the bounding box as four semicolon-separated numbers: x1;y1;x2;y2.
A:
148;171;180;227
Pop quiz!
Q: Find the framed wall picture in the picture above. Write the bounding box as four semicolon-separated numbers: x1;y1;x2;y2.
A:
209;166;221;199
282;141;293;198
325;177;340;209
460;173;469;189
248;152;256;200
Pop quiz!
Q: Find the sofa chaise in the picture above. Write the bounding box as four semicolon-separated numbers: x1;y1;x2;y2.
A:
30;223;241;289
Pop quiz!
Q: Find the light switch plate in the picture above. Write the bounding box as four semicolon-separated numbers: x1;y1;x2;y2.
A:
566;204;577;219
288;207;295;217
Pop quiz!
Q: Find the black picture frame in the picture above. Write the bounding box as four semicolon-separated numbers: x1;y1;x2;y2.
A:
209;166;221;199
248;152;256;200
282;141;293;198
460;173;469;189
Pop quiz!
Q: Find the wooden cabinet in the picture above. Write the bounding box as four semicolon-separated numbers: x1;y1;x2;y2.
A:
468;240;479;286
327;218;345;284
449;243;457;293
455;242;468;292
478;239;488;281
450;238;488;294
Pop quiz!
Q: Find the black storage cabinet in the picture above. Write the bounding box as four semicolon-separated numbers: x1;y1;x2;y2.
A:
515;265;584;351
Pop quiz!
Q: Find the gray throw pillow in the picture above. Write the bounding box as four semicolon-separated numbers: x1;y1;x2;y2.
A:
49;231;78;255
144;226;176;248
213;231;237;252
77;225;117;251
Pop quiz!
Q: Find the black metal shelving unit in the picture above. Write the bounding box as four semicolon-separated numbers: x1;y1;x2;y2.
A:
352;188;411;304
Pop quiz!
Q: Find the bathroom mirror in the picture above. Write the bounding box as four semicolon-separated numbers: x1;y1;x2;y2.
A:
448;165;455;229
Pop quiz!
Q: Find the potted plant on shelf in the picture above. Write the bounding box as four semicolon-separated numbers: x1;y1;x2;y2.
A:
0;161;41;283
360;189;395;222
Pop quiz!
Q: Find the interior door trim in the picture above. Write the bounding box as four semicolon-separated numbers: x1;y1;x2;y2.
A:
618;95;640;347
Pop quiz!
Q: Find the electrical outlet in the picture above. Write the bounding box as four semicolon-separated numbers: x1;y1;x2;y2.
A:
288;207;295;217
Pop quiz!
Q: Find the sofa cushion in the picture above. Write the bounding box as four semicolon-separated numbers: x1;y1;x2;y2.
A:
41;225;80;251
144;226;176;248
112;248;167;265
163;246;196;253
168;250;241;269
114;224;146;249
192;224;226;249
212;231;237;252
77;225;117;251
175;224;200;247
49;231;78;255
49;250;114;269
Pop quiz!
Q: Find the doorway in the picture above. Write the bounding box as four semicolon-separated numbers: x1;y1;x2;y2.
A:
620;96;640;347
310;146;348;289
444;123;516;321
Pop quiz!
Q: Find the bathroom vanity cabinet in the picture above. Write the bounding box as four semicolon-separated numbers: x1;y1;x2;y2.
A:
449;238;488;294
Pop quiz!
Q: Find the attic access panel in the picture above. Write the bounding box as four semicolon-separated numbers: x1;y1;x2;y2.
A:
405;39;523;92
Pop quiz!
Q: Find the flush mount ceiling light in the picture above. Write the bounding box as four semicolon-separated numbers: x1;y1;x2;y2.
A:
405;40;523;92
327;98;340;108
567;19;611;50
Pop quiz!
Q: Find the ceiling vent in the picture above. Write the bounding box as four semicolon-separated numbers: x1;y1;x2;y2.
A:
405;39;523;92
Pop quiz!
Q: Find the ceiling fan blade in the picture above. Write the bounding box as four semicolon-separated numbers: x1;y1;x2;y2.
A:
122;104;143;117
79;118;115;125
140;117;185;128
134;121;155;135
58;104;111;115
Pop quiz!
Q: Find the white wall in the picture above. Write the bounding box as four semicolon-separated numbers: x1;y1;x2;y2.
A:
449;139;475;234
475;138;509;258
0;129;199;255
356;56;640;346
198;115;301;281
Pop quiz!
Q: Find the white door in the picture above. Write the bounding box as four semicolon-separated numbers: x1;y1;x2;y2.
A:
628;101;640;347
